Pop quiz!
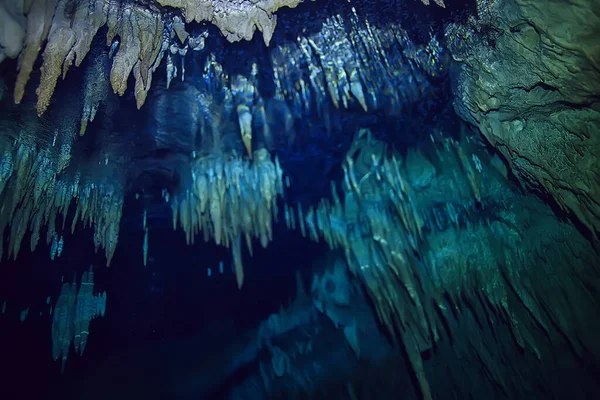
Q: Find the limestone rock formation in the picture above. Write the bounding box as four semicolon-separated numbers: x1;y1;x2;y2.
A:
0;138;124;265
448;0;600;234
8;0;168;113
157;0;306;46
0;1;598;398
0;92;124;265
283;127;600;399
52;266;106;373
172;149;284;288
80;52;110;136
0;0;28;64
1;0;449;118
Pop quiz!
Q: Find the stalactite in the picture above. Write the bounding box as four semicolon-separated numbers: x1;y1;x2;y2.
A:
80;52;110;136
268;8;447;125
156;0;306;46
171;148;284;288
36;0;107;116
281;127;600;399
52;266;106;373
3;0;447;127
8;0;169;113
0;132;124;265
13;0;58;105
143;227;149;267
19;307;29;322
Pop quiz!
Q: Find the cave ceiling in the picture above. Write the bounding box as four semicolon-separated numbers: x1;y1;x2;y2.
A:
0;0;458;264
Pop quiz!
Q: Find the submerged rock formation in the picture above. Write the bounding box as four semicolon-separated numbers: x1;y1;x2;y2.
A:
281;127;600;399
0;0;598;399
449;0;600;234
52;266;107;373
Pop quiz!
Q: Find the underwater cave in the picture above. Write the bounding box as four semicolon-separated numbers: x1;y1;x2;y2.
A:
0;0;599;399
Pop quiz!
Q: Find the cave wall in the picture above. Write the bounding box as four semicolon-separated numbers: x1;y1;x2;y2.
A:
449;0;600;234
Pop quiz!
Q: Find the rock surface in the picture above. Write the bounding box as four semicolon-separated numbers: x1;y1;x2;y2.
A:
449;0;600;234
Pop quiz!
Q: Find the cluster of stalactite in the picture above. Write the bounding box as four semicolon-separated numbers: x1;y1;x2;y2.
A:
284;128;434;398
156;0;446;49
79;51;110;137
283;127;600;398
162;8;449;163
1;0;448;125
171;149;284;288
2;0;177;114
0;125;123;265
52;266;107;373
267;7;447;126
157;0;304;46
